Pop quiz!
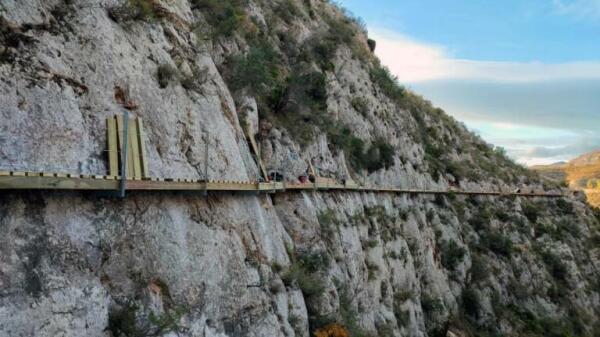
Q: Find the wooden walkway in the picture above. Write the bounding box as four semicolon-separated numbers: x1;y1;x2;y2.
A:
0;115;566;198
0;170;565;198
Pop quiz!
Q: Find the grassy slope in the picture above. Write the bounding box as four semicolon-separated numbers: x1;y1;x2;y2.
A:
534;151;600;206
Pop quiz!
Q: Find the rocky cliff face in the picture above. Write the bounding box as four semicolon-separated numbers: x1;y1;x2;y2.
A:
0;1;599;337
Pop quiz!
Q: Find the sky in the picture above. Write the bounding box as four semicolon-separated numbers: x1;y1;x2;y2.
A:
338;0;600;165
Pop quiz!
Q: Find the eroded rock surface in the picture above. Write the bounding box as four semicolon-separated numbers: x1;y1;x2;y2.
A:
0;1;599;336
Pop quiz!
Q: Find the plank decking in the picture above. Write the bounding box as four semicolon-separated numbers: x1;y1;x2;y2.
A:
0;170;565;198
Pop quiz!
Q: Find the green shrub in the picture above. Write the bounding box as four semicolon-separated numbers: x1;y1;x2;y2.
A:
298;250;330;273
275;0;302;22
445;160;469;181
366;260;379;280
364;239;379;249
157;63;179;88
370;62;405;102
192;0;247;37
310;38;337;71
318;209;339;241
108;301;188;337
393;291;413;328
270;70;329;145
556;198;574;215
540;250;568;283
329;127;364;167
108;0;159;22
494;208;511;222
506;305;587;337
108;301;140;337
421;294;444;318
394;289;415;304
282;262;326;297
480;231;513;257
351;97;369;116
148;306;189;336
328;128;395;173
282;249;329;298
363;138;395;172
522;201;540;223
228;41;283;97
129;0;157;20
271;261;283;273
556;218;580;238
440;240;466;270
461;289;480;319
338;285;372;337
469;254;490;284
469;208;492;231
324;13;356;46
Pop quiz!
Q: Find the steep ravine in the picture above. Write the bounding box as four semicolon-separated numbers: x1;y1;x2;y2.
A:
0;1;599;337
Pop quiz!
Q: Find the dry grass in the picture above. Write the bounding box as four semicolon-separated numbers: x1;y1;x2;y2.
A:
533;155;600;207
564;164;600;187
585;190;600;207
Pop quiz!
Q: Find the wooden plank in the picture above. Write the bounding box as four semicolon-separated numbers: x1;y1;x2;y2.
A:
107;117;119;177
116;115;134;178
136;118;150;178
129;119;142;178
0;175;118;190
244;125;269;182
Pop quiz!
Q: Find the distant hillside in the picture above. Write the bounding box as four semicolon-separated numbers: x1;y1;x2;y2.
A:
570;150;600;167
534;149;600;206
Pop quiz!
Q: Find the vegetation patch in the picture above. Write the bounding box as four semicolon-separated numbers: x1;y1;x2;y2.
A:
192;0;247;38
538;249;569;284
351;97;369;117
479;230;513;257
318;208;340;241
275;0;303;23
461;288;480;319
468;253;490;284
228;40;284;97
108;301;188;337
468;207;492;231
282;249;329;298
439;240;466;271
156;63;179;88
522;201;541;223
108;0;160;22
329;131;395;173
370;62;406;102
310;284;374;337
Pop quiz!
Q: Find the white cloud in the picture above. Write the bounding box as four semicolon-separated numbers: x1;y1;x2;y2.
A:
371;28;600;83
554;0;600;20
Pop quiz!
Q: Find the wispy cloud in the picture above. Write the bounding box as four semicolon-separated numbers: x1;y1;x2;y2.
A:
369;28;600;164
553;0;600;20
371;28;600;83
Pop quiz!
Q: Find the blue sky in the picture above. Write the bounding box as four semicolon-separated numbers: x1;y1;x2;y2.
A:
339;0;600;165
